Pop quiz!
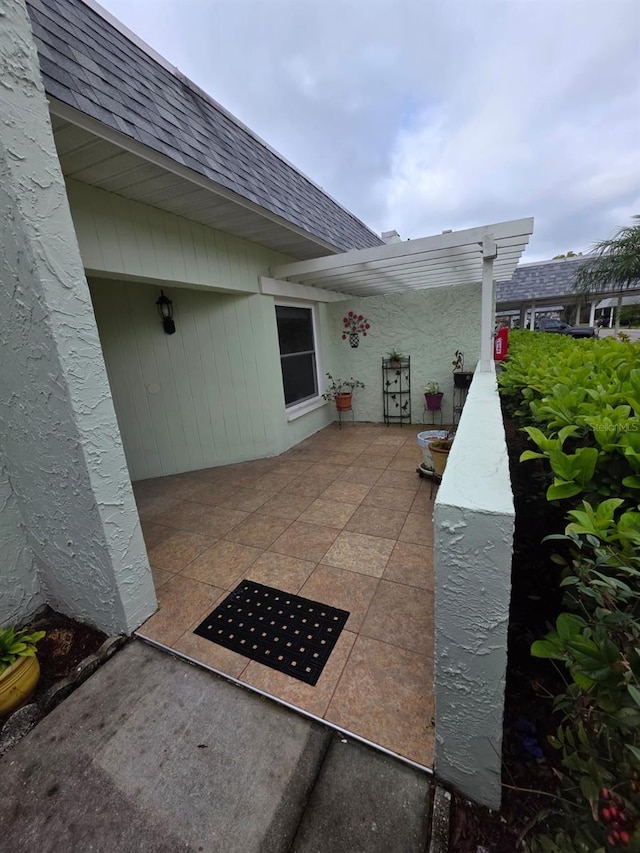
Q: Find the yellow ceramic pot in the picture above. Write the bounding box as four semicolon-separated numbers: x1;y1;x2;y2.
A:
429;442;451;478
0;655;40;716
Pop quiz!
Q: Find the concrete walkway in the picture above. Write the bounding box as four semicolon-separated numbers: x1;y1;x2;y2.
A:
0;641;438;852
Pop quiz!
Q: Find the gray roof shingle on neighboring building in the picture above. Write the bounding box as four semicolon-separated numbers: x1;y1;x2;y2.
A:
496;257;591;304
26;0;383;254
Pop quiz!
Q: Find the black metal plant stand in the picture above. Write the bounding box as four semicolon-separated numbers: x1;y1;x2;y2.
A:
382;357;411;426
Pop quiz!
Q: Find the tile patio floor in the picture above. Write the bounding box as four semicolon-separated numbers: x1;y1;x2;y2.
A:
135;423;436;768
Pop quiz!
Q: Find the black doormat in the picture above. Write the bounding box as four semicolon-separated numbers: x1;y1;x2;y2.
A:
193;579;350;686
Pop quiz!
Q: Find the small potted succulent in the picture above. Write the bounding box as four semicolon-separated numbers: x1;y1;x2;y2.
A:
322;373;365;411
385;349;406;369
423;381;443;411
0;625;46;715
452;350;473;389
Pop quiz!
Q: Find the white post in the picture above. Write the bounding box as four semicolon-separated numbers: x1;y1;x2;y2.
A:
575;303;581;324
529;302;537;330
609;306;615;327
589;300;596;327
480;237;496;372
615;294;623;333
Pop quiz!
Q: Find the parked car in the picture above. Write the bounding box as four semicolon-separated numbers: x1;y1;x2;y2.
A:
536;318;596;338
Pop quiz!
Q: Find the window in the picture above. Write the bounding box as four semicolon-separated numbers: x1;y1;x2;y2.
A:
275;305;319;407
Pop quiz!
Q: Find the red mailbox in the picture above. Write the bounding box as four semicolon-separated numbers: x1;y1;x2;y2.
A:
494;326;509;362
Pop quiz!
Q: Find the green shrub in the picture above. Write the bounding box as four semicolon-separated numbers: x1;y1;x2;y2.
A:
499;331;640;851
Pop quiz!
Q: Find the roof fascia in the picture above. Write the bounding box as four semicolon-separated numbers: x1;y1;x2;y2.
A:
48;98;342;257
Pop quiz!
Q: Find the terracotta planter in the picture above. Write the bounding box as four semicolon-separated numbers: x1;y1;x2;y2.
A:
335;393;353;411
0;655;40;716
428;441;452;478
424;392;443;411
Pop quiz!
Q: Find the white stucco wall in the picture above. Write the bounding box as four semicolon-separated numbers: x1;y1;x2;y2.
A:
433;368;514;809
325;285;481;423
0;0;156;634
0;461;43;627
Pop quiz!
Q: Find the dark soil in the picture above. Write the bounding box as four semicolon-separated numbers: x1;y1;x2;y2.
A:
0;607;107;732
448;408;567;851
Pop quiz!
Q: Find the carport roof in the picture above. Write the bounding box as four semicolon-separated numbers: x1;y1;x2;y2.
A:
271;218;534;297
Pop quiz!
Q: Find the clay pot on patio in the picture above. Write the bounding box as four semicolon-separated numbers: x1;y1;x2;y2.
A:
0;655;41;716
428;439;453;478
335;393;353;411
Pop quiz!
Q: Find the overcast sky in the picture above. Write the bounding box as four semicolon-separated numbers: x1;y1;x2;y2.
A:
97;0;639;262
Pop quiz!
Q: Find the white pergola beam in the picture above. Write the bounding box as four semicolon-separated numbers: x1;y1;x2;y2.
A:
259;277;350;303
272;218;534;281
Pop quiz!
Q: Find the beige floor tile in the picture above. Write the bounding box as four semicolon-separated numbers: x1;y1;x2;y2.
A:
187;482;238;507
299;564;380;632
253;472;297;492
286;477;336;498
297;498;357;529
243;551;316;593
387;456;421;472
150;566;174;590
137;575;223;646
141;521;175;550
174;617;250;679
410;490;436;513
336;466;383;486
384;542;434;591
372;433;407;447
323;452;358;467
375;469;421;491
321;531;394;577
318;481;372;505
182;540;262;588
360;580;434;657
134;491;184;521
218;488;272;513
307;462;346;482
362;485;416;512
399;511;435;546
352;451;395;470
148;500;249;538
325;635;434;767
146;530;216;572
225;513;292;549
240;629;356;718
345;505;408;539
256;492;314;520
270;460;311;477
270;521;339;563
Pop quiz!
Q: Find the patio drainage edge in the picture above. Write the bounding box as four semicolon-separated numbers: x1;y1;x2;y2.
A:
135;631;435;777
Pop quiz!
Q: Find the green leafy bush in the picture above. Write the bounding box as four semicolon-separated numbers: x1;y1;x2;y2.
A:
499;331;640;851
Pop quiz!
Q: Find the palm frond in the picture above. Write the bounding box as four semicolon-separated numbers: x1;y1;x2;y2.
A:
573;223;640;296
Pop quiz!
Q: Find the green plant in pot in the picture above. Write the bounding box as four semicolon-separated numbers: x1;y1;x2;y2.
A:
423;381;443;411
386;349;405;368
322;373;365;411
0;626;46;716
428;438;453;477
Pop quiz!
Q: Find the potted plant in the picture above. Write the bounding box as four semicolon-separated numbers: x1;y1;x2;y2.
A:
322;373;365;411
423;381;443;411
0;625;46;715
452;350;473;389
386;349;406;368
428;437;453;477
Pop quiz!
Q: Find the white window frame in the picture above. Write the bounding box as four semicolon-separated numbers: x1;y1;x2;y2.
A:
275;300;326;421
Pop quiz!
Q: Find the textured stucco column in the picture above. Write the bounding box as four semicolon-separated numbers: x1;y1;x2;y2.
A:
433;368;514;809
0;1;156;633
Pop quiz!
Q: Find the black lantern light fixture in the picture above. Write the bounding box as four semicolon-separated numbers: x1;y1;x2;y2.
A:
156;290;175;335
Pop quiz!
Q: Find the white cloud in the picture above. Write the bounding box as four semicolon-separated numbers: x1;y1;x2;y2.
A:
96;0;640;261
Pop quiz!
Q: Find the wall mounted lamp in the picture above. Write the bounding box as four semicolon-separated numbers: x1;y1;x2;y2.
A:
156;290;176;335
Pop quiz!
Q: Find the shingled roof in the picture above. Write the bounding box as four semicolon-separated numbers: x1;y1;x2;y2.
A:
496;256;591;305
26;0;383;255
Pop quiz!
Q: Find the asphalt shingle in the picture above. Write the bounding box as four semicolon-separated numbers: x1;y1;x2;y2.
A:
26;0;383;254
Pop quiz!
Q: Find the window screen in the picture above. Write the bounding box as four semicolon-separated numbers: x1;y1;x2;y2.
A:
275;306;318;406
